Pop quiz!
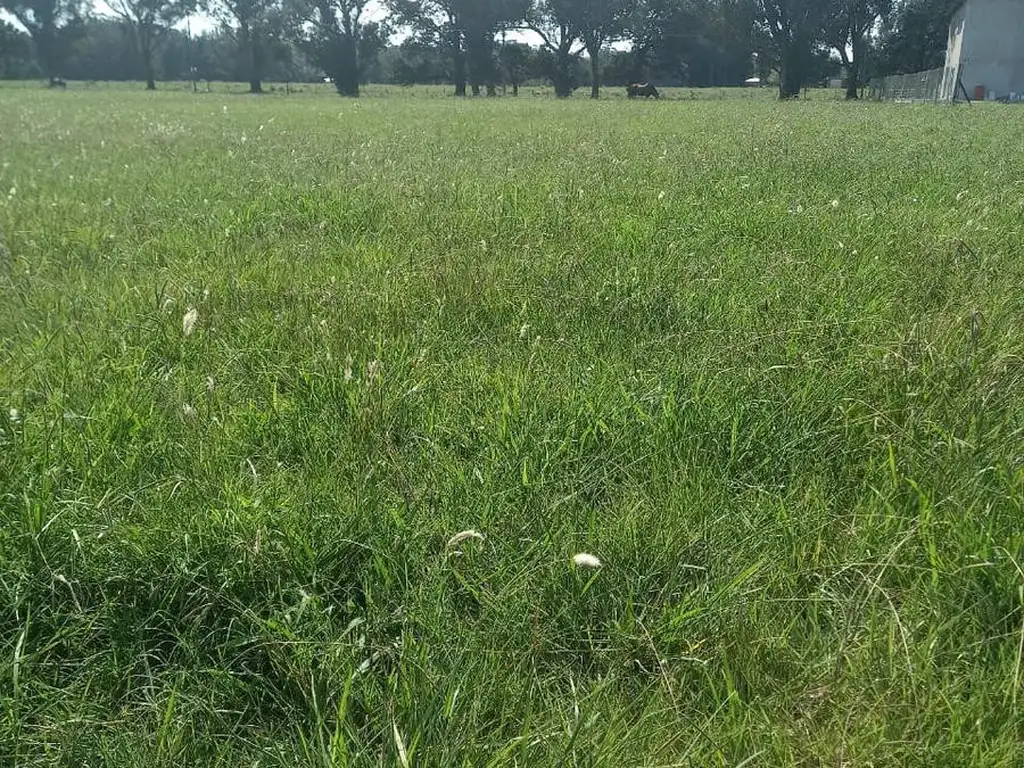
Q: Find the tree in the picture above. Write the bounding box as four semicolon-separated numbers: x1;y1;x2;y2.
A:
0;19;39;77
527;0;632;99
498;38;536;94
207;0;290;92
705;0;758;85
388;0;527;96
825;0;890;99
1;0;84;85
300;0;387;96
622;0;756;88
108;0;195;89
754;0;829;98
579;0;634;98
876;0;958;75
526;0;585;97
388;0;467;94
383;37;446;84
622;0;675;84
64;16;139;79
460;0;528;96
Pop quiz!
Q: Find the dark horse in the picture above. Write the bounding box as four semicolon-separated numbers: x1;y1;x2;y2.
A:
626;83;659;99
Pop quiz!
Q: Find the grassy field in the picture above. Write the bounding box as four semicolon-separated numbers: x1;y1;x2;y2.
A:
1;87;1023;766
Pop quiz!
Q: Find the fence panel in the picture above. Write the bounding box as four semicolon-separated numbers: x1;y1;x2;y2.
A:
869;68;950;103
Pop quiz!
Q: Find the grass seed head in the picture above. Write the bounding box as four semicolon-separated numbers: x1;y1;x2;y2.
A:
447;529;485;550
366;359;381;383
183;308;199;337
572;553;602;569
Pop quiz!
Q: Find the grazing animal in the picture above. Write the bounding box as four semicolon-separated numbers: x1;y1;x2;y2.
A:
50;77;67;89
626;83;659;99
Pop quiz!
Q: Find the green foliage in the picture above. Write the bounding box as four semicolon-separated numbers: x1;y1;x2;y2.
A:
878;0;962;75
297;0;387;96
206;0;295;91
0;19;39;78
755;0;831;96
107;0;197;89
824;0;893;98
626;0;758;87
0;0;85;81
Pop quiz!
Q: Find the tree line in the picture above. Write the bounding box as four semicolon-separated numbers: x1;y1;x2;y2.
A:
0;0;962;99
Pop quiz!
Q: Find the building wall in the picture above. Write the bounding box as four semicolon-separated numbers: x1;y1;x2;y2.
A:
943;0;1024;100
939;3;968;101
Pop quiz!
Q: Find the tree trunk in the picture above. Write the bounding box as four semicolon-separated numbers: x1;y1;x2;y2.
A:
588;46;600;99
554;68;571;97
335;35;360;96
512;82;518;97
778;43;805;100
240;23;263;94
38;34;60;86
846;33;862;100
452;33;466;96
486;84;496;97
554;49;573;98
140;30;156;90
336;74;359;97
467;33;496;98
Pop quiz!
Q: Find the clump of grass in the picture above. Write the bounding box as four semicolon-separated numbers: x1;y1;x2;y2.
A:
1;88;1023;766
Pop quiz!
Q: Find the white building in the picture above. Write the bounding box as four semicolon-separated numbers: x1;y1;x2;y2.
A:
940;0;1024;102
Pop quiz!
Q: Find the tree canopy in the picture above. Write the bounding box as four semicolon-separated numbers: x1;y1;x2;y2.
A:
0;0;955;97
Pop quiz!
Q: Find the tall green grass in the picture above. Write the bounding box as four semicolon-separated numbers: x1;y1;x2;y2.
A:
1;89;1023;766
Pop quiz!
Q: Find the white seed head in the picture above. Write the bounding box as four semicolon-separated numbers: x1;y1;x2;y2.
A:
8;407;20;424
446;529;485;549
182;403;197;418
344;356;354;382
206;376;216;393
182;308;199;337
572;553;602;569
831;199;840;208
366;359;381;383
